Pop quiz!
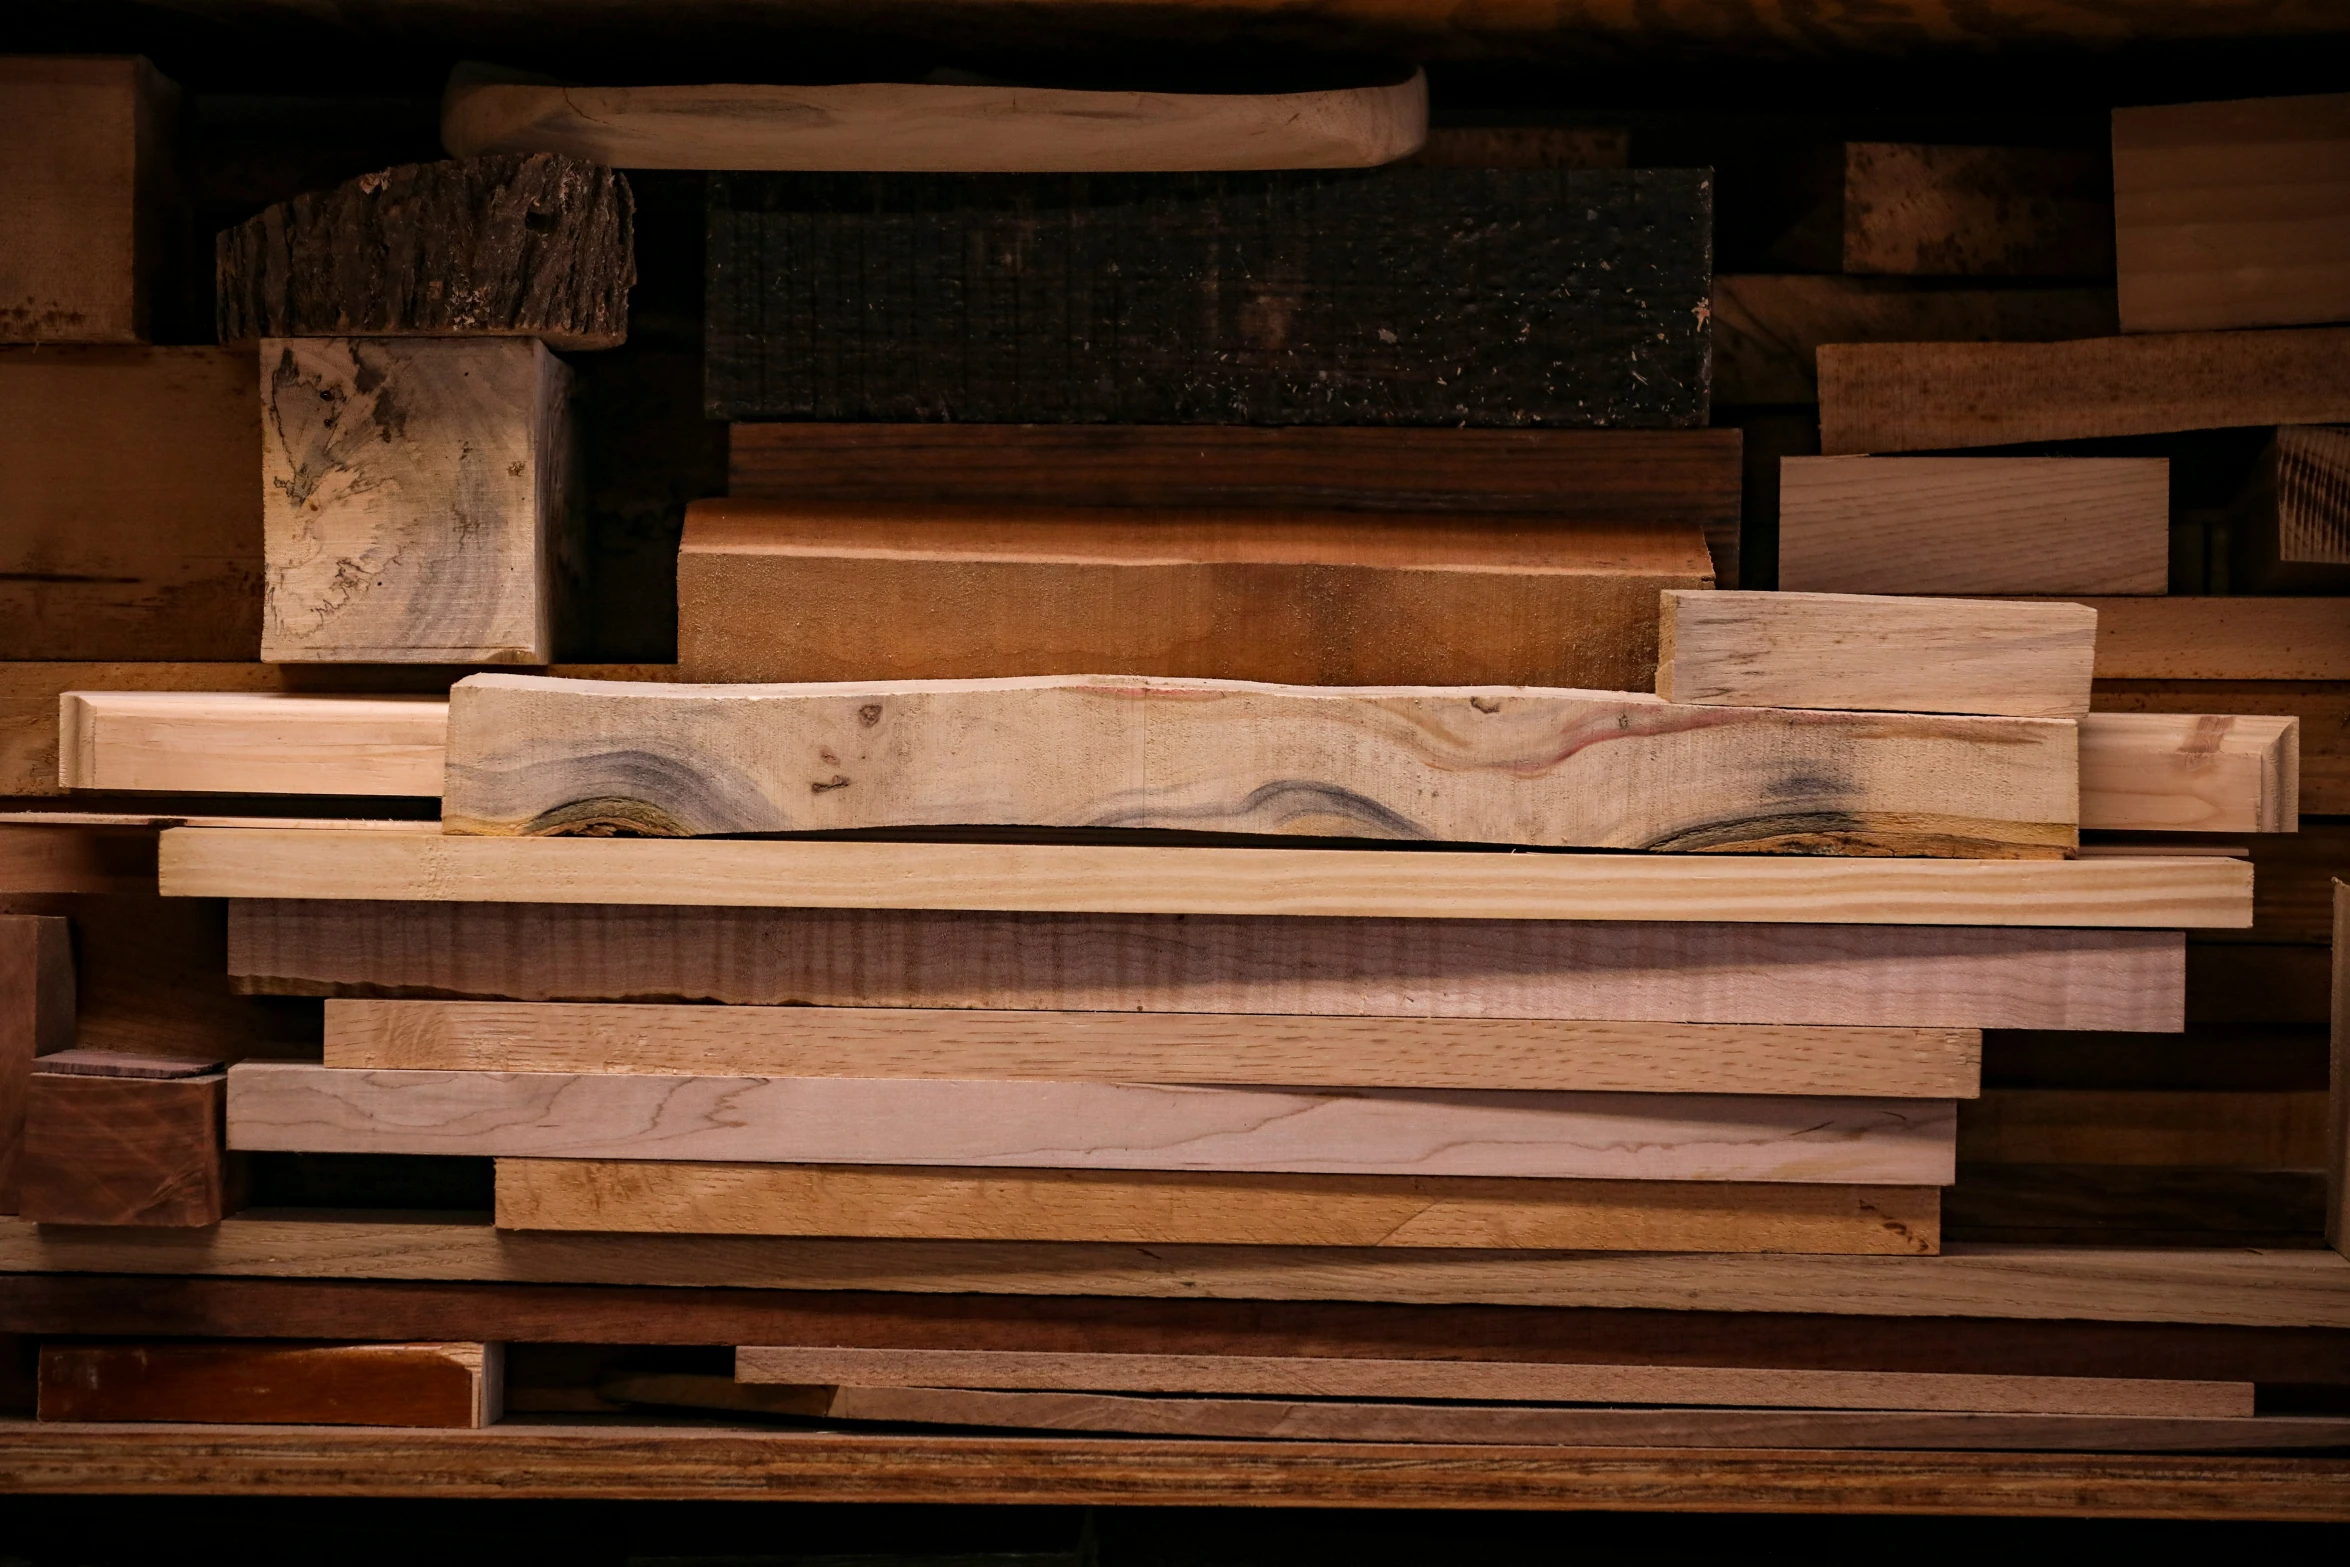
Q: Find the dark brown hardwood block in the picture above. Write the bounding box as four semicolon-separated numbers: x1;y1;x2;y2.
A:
37;1340;500;1427
17;1068;237;1227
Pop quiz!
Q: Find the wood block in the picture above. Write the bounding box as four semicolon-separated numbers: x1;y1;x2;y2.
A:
704;168;1712;426
17;1069;235;1227
2114;93;2350;334
0;348;261;659
2075;598;2350;680
443;67;1426;171
238;901;2183;1031
2076;712;2298;833
216;153;631;350
1817;329;2350;454
60;692;448;796
498;1160;1940;1253
1778;458;2168;595
1961;1088;2329;1169
733;1345;2245;1418
164;829;2253;927
327;999;1980;1097
0;57;178;343
442;673;2078;859
677;501;1713;691
261;338;575;663
37;1340;499;1427
227;1063;1958;1184
1712;276;2116;405
2096;681;2349;815
2233;426;2350;593
1842;143;2114;277
1656;590;2096;718
0;917;72;1215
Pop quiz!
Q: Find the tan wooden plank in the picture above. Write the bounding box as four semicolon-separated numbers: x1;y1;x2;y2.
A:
2114;93;2350;334
2073;598;2350;680
228;1062;1957;1184
1777;458;2168;595
60;691;448;795
0;916;72;1214
1816;329;2350;454
442;673;2079;859
732;1344;2245;1417
37;1341;499;1427
2096;680;2350;815
1655;590;2096;718
1841;143;2114;277
498;1160;1939;1253
1961;1088;2330;1169
162;828;2253;927
2076;712;2298;833
2197;821;2350;946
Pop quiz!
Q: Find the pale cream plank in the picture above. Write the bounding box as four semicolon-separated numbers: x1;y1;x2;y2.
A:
59;691;448;795
2076;712;2299;833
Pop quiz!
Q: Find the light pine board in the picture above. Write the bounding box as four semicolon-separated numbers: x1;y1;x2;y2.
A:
441;673;2080;859
2114;92;2350;334
2076;712;2298;834
1655;591;2097;718
225;1063;1957;1184
60;691;448;795
1817;329;2350;454
1777;458;2168;595
330;999;1980;1097
1841;143;2114;277
2075;598;2350;681
2094;680;2348;816
732;1345;2246;1417
239;902;2185;1032
497;1160;1942;1253
0;57;176;344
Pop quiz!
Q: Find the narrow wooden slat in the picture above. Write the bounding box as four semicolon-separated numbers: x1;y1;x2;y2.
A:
60;691;449;795
2096;680;2350;815
37;1341;500;1428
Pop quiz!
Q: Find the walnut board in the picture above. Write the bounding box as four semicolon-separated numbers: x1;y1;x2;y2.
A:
37;1340;500;1427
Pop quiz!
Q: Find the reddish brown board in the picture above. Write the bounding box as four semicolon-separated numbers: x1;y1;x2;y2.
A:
37;1340;500;1427
16;1070;238;1227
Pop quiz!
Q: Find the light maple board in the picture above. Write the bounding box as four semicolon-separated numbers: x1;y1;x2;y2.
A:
2075;713;2298;834
226;1063;1958;1183
60;691;448;795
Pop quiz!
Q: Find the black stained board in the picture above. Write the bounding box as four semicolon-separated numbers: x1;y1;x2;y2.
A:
705;167;1713;427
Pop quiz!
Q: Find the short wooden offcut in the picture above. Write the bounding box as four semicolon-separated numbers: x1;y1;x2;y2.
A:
38;1340;500;1427
18;1057;237;1227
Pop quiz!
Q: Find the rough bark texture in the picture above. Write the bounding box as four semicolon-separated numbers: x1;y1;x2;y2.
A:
216;153;635;350
705;167;1712;424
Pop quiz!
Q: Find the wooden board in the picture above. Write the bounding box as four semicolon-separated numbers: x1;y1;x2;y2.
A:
1655;591;2097;719
1816;329;2350;454
239;901;2184;1031
442;673;2078;859
37;1341;500;1428
2196;822;2350;946
0;824;157;896
1841;143;2113;278
60;691;448;796
262;337;573;664
163;830;2254;927
227;1063;1958;1184
327;999;1980;1098
443;68;1426;171
2233;426;2350;592
0;347;261;660
16;1069;235;1227
1777;458;2169;595
1962;1088;2329;1169
495;1160;1942;1253
2096;681;2349;816
2114;93;2350;334
2074;598;2350;681
705;168;1711;426
0;916;72;1215
2077;712;2298;834
732;1345;2244;1417
216;153;632;350
0;56;176;343
676;501;1714;691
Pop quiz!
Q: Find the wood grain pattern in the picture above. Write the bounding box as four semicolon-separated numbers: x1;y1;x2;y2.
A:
17;1070;235;1227
261;338;574;663
444;69;1426;171
2076;713;2298;834
2096;682;2348;816
676;501;1713;691
2074;598;2350;681
1962;1089;2330;1169
0;57;176;343
495;1160;1942;1253
1842;143;2113;278
328;999;1980;1097
1777;458;2168;596
0;915;72;1214
227;1063;1958;1183
732;1345;2245;1417
2233;425;2350;593
60;691;448;796
1656;591;2097;718
2114;93;2350;334
1816;329;2350;454
442;672;2078;859
168;830;2252;927
38;1341;499;1427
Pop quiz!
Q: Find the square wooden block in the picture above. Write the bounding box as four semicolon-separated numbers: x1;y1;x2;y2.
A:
18;1069;239;1227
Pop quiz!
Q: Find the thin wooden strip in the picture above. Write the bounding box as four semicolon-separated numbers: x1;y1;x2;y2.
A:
37;1341;500;1428
60;691;449;795
2076;713;2297;833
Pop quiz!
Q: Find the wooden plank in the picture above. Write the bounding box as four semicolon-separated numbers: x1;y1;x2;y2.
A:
0;916;71;1215
2333;880;2347;1254
16;1070;236;1227
262;338;573;664
1777;458;2168;596
0;57;177;343
2196;822;2350;946
1841;143;2113;278
216;153;631;350
495;1160;1942;1254
2114;93;2350;334
705;168;1711;426
0;824;157;895
327;999;1980;1097
37;1341;500;1428
731;1345;2245;1417
677;501;1714;691
1816;329;2350;454
2074;598;2350;681
2077;713;2298;834
2232;426;2350;592
27;1047;222;1079
60;691;448;796
1655;591;2097;719
2097;681;2350;815
442;673;2078;859
227;1063;1957;1184
443;68;1426;171
163;829;2253;927
0;347;261;659
1961;1089;2330;1169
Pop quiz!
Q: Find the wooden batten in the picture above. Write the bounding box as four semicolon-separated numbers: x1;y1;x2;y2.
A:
38;1340;501;1427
